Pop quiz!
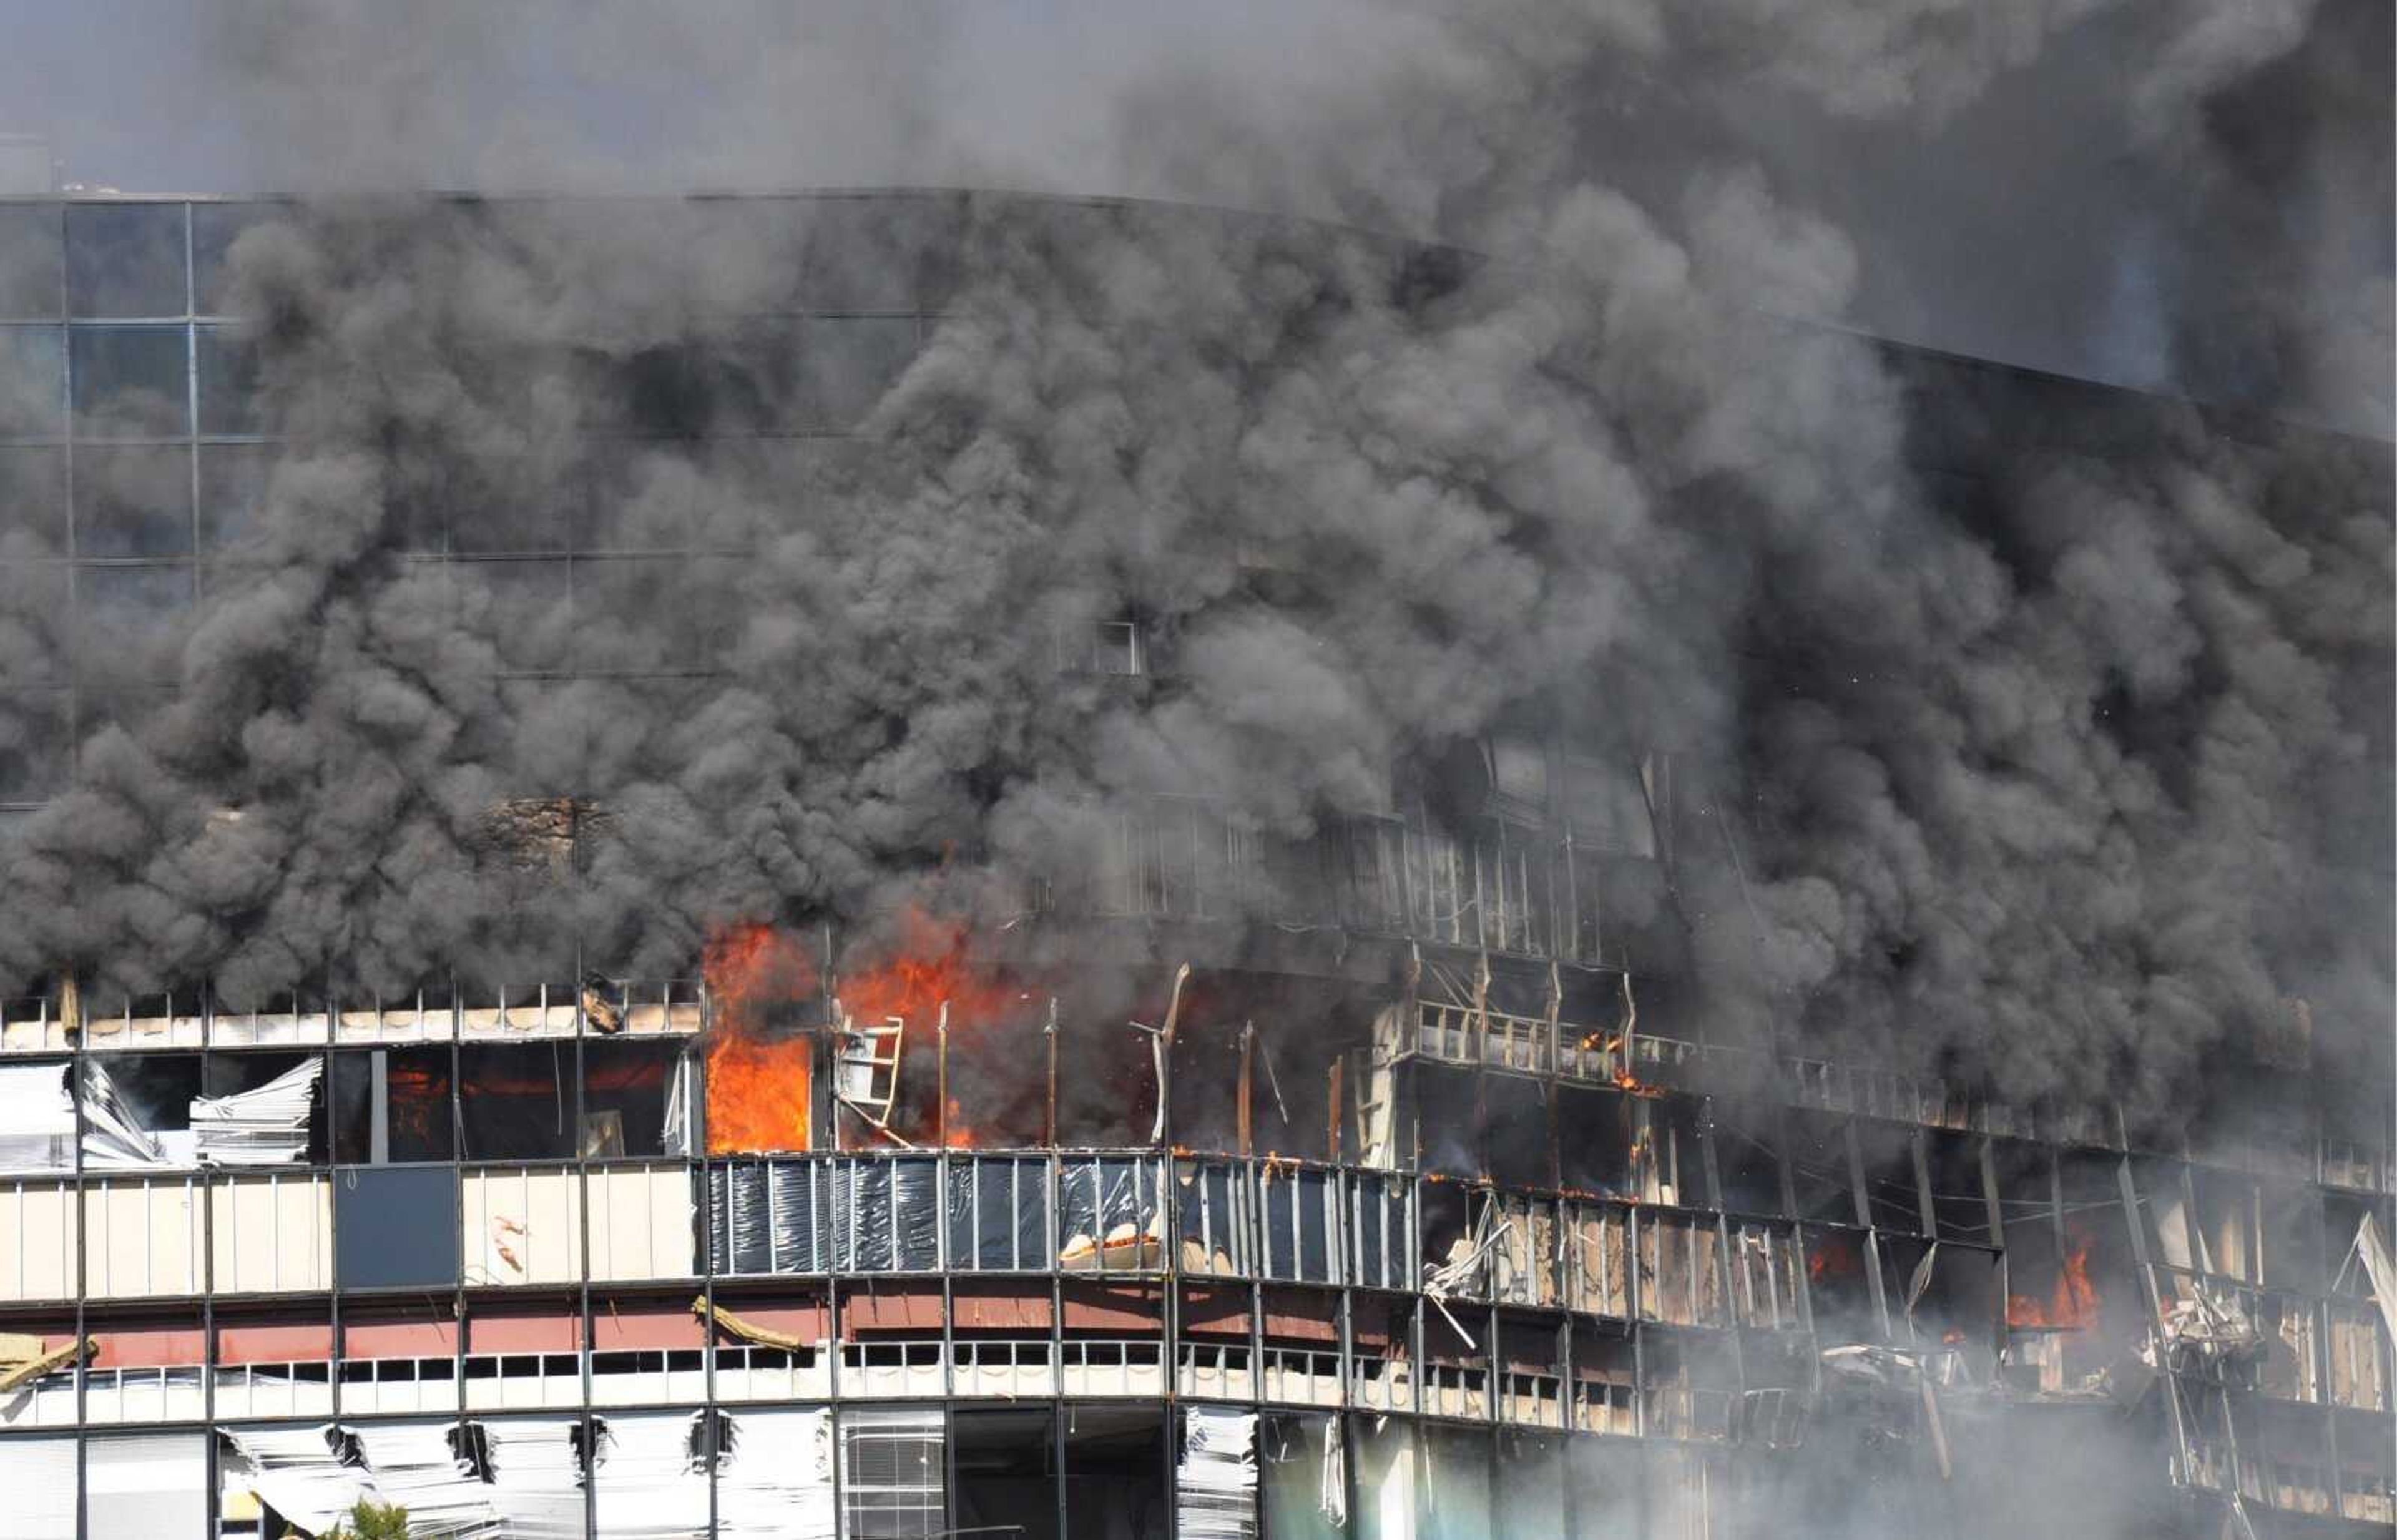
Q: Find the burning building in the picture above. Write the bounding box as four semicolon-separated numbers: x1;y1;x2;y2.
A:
0;190;2386;1540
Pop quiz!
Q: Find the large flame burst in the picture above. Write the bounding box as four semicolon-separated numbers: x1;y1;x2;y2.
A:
703;924;819;1155
703;911;1019;1153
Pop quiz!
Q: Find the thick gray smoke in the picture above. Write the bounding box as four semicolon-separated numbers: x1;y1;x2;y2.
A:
2;0;2382;1114
0;6;2385;1134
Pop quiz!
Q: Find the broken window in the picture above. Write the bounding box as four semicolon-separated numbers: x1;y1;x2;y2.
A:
458;1042;577;1162
1177;1405;1258;1540
331;1045;455;1164
954;1408;1059;1540
1728;1219;1804;1331
1257;1411;1344;1540
1063;1405;1167;1540
579;1038;685;1159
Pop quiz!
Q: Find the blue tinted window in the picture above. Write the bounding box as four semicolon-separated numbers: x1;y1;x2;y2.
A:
335;1165;461;1288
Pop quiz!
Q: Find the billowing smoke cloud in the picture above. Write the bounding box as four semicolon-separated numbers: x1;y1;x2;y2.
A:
0;0;2380;1110
0;4;2383;1531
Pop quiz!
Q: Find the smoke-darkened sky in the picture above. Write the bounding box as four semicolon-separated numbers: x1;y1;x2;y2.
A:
1;0;2387;436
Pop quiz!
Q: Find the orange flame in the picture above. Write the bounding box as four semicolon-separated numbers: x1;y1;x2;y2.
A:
704;924;819;1155
840;909;1020;1149
2007;1233;2100;1330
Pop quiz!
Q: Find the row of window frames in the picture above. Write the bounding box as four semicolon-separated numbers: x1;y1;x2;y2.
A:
0;202;246;320
0;446;820;559
0;325;260;440
0;316;931;444
0;199;964;321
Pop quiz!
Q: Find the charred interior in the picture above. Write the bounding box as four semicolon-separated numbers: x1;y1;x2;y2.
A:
0;190;2386;1539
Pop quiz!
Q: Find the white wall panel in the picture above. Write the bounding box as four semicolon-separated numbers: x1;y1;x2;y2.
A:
212;1172;333;1293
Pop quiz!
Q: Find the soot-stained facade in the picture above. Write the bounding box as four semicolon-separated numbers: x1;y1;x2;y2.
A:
0;193;2388;1539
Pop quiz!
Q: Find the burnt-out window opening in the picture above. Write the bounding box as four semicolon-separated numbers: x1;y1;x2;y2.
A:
1637;1210;1726;1328
1349;1170;1412;1292
1418;1180;1480;1303
457;1042;576;1162
2189;1167;2261;1284
1174;1157;1252;1277
954;1407;1060;1540
333;1164;460;1289
76;1048;197;1152
330;1045;455;1164
579;1037;683;1159
1556;1086;1635;1198
1636;1097;1707;1210
1712;1100;1787;1220
2257;1179;2326;1295
1855;1121;1927;1235
1414;1067;1478;1178
1727;1219;1804;1331
1802;1225;1878;1346
833;1155;940;1272
200;1050;331;1165
1062;1404;1168;1539
1561;1202;1631;1318
1479;1190;1559;1309
948;1153;1052;1272
708;1157;833;1275
1924;1130;1995;1244
1259;1163;1338;1284
1483;1077;1550;1191
1785;1109;1860;1225
1640;1332;1737;1444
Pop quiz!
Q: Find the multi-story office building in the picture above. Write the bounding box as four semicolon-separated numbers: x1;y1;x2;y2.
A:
0;194;2387;1538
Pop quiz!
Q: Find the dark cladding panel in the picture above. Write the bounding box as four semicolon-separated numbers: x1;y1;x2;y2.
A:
334;1164;461;1289
709;1157;834;1275
946;1154;1049;1272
